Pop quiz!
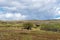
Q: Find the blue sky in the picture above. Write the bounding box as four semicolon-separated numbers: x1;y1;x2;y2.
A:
0;0;60;20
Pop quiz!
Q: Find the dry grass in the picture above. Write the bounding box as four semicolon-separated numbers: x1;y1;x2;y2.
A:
0;29;60;40
0;20;60;40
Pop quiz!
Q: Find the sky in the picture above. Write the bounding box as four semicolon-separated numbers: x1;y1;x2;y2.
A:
0;0;60;20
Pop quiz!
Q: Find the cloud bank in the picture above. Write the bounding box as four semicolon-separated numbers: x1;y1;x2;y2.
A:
0;12;27;20
0;0;60;20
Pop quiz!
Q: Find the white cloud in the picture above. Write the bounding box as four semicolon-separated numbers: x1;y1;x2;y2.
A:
0;0;5;2
58;11;60;14
5;13;13;18
55;7;60;15
0;0;57;10
0;13;27;20
31;0;56;9
2;7;17;11
54;17;60;19
0;0;28;9
14;13;27;19
0;0;59;20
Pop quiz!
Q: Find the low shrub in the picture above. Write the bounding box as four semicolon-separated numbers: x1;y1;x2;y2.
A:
40;23;60;32
23;22;34;30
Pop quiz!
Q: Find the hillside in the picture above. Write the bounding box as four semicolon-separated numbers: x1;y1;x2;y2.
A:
0;20;60;40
